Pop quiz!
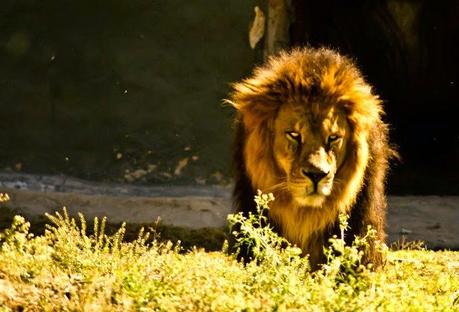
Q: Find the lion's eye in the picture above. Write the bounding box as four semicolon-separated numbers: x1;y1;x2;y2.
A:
327;135;341;145
286;131;301;142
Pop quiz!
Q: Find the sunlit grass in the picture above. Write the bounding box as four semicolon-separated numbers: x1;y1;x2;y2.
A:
0;192;458;311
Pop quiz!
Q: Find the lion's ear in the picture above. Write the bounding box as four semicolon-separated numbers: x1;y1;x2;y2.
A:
225;99;275;131
340;81;384;132
226;81;279;130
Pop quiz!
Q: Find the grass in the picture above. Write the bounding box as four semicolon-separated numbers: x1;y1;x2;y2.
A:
0;205;226;253
0;192;458;311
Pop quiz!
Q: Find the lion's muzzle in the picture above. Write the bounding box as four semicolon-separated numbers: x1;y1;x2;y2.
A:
301;167;329;188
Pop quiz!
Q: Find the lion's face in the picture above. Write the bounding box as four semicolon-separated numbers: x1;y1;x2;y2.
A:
230;48;381;213
273;102;350;207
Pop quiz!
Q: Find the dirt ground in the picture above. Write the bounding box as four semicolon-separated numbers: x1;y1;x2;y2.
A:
1;172;458;250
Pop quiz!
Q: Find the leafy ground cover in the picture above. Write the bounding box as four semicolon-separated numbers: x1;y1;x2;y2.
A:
0;192;458;311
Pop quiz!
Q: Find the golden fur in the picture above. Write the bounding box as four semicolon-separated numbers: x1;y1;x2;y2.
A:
228;47;392;267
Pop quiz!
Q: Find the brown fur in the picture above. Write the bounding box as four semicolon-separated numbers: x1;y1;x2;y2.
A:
227;47;393;268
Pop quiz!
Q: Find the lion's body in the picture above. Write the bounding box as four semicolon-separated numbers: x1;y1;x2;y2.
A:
229;48;392;268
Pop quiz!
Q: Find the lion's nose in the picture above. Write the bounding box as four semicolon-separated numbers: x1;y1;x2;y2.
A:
301;168;329;185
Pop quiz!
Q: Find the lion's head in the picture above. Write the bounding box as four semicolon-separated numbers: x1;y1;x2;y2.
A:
229;48;382;210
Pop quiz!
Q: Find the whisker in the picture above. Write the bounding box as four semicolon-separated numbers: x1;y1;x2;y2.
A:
264;182;289;193
287;179;309;187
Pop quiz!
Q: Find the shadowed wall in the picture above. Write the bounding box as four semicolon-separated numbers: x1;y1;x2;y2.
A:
0;0;256;184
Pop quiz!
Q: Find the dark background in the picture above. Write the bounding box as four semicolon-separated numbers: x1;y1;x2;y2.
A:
0;0;458;194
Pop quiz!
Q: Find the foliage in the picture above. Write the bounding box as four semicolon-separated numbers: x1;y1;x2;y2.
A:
0;192;458;311
227;190;303;266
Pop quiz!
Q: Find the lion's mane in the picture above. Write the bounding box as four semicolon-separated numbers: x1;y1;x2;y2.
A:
229;47;393;267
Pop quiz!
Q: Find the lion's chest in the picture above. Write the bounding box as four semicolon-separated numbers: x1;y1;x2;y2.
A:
268;202;338;252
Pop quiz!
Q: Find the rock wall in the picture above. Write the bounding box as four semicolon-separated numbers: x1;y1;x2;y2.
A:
0;0;256;184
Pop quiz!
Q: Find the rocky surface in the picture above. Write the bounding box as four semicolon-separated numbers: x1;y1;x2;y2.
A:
1;172;458;249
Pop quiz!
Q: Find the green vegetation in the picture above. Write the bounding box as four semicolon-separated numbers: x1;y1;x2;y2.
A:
0;192;458;311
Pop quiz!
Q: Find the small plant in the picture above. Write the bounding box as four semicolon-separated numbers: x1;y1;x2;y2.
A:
0;215;33;252
227;190;302;266
0;192;10;202
390;236;426;251
320;213;380;288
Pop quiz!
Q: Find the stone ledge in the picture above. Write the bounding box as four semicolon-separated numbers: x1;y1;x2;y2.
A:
1;172;458;250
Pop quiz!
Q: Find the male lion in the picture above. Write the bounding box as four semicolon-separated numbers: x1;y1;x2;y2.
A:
228;48;393;268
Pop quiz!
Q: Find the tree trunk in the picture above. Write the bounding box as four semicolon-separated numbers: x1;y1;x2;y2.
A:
264;0;291;58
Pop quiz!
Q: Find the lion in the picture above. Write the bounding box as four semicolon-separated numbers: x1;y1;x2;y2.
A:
227;47;393;268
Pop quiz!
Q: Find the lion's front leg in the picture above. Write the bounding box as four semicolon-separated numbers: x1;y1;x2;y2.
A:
347;121;390;268
345;202;386;268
